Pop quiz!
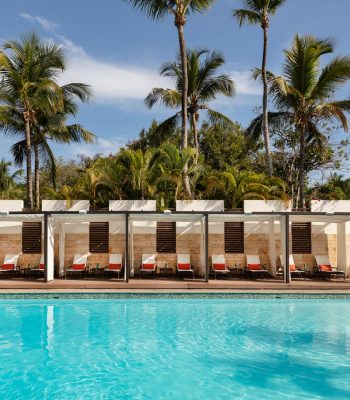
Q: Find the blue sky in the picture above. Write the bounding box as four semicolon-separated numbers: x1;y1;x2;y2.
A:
1;0;350;163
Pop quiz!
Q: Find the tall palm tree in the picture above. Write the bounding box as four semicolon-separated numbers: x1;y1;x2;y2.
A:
0;33;69;208
233;0;286;177
15;94;93;208
247;35;350;208
1;83;93;208
123;0;215;196
145;49;235;162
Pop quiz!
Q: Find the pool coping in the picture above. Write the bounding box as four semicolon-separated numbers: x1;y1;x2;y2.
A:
0;289;350;299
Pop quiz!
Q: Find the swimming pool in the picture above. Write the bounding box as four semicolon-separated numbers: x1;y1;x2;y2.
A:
0;297;349;399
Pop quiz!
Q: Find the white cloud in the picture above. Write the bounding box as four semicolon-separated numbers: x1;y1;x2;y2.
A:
55;35;171;104
229;70;262;96
61;136;125;159
20;13;59;32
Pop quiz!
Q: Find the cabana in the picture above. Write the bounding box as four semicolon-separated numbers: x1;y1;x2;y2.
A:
45;200;128;281
208;200;291;281
0;200;45;279
126;200;208;280
287;200;350;279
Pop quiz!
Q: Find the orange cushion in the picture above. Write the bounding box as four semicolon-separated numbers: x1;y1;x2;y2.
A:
290;264;296;271
142;263;155;270
178;263;191;270
213;264;226;270
109;263;122;270
319;264;332;272
1;264;15;271
72;263;85;271
248;264;261;271
39;263;45;270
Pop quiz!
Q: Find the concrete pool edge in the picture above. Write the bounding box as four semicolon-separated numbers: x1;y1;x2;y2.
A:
0;289;350;299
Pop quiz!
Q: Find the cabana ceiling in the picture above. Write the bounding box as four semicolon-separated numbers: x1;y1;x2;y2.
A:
0;214;44;222
290;215;350;223
130;213;204;222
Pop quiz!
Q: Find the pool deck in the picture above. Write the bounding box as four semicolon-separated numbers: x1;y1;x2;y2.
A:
0;278;349;292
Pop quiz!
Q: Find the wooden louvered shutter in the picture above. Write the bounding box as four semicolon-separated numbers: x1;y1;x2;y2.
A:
225;222;244;253
156;222;176;253
22;222;42;254
89;222;109;253
292;222;312;254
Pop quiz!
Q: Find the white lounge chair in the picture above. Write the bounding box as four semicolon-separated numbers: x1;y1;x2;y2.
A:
177;254;194;279
29;255;45;278
65;254;88;279
246;255;269;279
278;254;305;279
211;255;230;279
140;254;157;279
104;254;123;279
0;254;20;278
314;255;345;280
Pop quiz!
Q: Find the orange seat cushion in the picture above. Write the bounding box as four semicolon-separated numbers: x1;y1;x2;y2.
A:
290;264;296;271
178;263;191;270
319;264;332;272
142;263;155;270
213;264;226;270
72;263;86;271
1;264;15;271
109;263;122;270
39;263;45;270
247;264;261;271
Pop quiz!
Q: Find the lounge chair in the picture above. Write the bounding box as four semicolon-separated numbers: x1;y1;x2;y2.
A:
104;254;123;279
140;254;157;279
177;254;194;279
0;254;20;279
246;255;270;279
29;255;45;278
211;255;230;279
314;255;345;281
65;254;88;279
278;254;305;279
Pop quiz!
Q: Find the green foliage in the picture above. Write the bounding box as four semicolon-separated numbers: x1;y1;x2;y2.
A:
199;122;252;170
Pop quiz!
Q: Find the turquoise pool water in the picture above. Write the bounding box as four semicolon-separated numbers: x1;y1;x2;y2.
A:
0;298;349;399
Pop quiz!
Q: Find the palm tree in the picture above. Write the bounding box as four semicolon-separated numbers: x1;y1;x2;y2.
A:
123;0;215;196
233;0;286;176
0;159;23;199
157;143;206;202
85;157;125;203
247;35;350;208
10;89;94;209
0;33;69;208
145;49;235;162
117;148;160;200
206;167;287;208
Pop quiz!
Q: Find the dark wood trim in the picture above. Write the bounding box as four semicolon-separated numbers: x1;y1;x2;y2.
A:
89;222;109;253
156;221;176;253
224;221;244;253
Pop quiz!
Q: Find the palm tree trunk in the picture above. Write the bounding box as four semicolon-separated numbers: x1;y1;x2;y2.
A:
175;17;191;198
34;142;40;209
262;25;273;177
191;112;199;164
298;122;306;209
24;119;33;209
